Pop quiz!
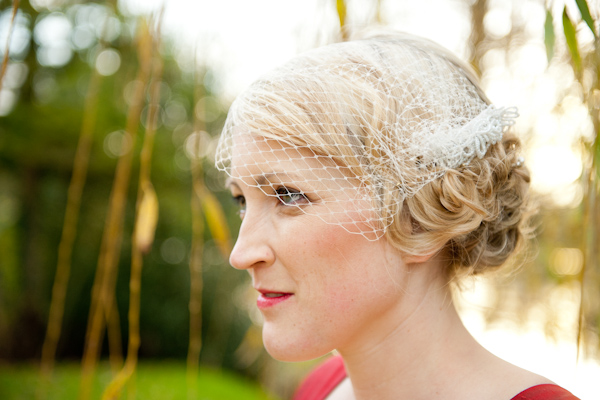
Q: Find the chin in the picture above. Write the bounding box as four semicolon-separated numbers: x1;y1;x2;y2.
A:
262;324;333;362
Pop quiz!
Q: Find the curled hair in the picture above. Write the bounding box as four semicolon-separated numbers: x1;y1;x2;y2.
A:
388;134;531;279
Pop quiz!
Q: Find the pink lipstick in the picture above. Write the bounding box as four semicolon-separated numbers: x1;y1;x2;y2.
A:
256;292;292;309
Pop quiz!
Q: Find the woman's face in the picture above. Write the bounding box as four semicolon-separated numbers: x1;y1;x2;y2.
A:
227;134;412;361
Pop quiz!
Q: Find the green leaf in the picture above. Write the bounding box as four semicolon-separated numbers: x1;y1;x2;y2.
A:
575;0;597;38
563;7;582;76
134;182;159;254
544;10;555;62
196;185;232;259
337;0;347;34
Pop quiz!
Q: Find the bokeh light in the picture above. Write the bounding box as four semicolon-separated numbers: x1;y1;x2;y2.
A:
0;10;31;60
34;12;73;67
95;48;121;76
551;248;584;277
160;237;187;265
103;130;133;158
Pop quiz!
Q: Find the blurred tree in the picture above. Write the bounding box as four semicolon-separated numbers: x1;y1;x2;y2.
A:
0;0;251;379
40;0;116;379
557;0;600;360
0;0;19;96
463;0;600;360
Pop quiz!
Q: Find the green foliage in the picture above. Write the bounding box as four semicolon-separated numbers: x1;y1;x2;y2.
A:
547;2;600;359
575;0;597;38
336;0;347;38
0;362;278;400
0;0;253;376
562;7;581;76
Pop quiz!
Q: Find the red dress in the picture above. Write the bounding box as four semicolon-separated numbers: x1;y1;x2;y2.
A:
292;356;580;400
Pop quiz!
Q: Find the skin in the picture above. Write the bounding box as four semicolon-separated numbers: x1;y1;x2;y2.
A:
227;134;551;400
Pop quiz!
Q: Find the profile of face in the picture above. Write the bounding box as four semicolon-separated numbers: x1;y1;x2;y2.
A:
227;134;415;362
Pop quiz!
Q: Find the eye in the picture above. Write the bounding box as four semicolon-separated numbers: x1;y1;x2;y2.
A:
274;186;309;206
232;195;246;218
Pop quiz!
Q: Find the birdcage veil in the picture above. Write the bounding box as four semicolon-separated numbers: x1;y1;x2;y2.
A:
215;33;518;240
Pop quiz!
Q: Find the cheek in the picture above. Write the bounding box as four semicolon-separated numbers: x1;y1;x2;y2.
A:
301;223;385;308
263;220;403;360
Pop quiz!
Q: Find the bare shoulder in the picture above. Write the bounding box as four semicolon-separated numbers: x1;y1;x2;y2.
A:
474;353;554;400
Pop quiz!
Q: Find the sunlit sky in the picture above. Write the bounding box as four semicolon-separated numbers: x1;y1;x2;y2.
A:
2;0;597;398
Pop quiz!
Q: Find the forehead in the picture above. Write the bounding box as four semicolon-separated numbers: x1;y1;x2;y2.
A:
229;134;355;190
231;133;317;170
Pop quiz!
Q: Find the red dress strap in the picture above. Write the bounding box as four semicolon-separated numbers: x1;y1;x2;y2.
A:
511;384;580;400
292;356;347;400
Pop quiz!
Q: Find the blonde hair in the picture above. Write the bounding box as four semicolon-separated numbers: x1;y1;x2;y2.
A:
393;135;530;279
220;32;530;279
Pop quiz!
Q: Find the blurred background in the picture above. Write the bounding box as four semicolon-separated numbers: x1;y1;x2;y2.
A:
0;0;599;399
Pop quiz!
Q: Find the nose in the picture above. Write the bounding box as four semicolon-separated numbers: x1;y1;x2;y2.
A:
229;210;275;270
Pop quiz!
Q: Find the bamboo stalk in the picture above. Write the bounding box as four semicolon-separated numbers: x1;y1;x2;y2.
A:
576;32;600;362
577;96;599;363
468;0;487;75
336;0;348;41
107;296;124;371
187;162;205;399
187;63;207;399
79;18;154;400
577;135;597;363
40;30;102;381
101;15;163;399
0;0;19;106
186;76;233;390
41;1;115;380
187;93;233;387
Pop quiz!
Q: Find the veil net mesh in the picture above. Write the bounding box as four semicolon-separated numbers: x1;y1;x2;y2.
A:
215;34;518;240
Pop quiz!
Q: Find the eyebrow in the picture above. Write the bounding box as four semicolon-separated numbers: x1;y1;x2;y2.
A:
226;172;306;189
226;179;240;190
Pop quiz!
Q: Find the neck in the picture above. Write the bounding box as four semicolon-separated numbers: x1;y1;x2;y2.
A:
337;273;484;400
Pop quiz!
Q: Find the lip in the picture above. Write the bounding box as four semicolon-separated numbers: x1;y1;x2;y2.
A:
256;290;293;309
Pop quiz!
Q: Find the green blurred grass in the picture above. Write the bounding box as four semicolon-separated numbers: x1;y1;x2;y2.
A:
0;362;278;400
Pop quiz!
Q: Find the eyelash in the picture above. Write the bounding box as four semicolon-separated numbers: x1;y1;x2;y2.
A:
232;195;246;218
230;186;310;219
273;186;310;206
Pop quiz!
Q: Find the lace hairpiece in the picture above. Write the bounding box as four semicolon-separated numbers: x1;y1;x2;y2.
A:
215;34;519;240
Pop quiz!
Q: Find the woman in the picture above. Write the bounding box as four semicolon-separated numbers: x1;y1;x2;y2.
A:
215;32;579;400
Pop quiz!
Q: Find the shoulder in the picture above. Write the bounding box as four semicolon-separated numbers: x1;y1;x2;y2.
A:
292;356;347;400
510;384;580;400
